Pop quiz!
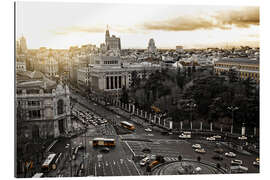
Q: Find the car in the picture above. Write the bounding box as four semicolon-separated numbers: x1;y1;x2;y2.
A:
238;136;248;140
145;128;152;132
212;155;223;161
192;144;201;149
225;152;236;157
214;148;224;154
195;167;202;173
253;161;259;166
100;147;110;153
206;137;215;141
142;148;151;153
213;135;222;139
148;160;159;168
231;159;243;166
139;157;150;166
195;148;206;153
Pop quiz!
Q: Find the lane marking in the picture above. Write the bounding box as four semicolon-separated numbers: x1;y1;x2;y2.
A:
123;159;132;175
101;161;106;176
94;163;97;176
109;161;115;176
116;160;123;176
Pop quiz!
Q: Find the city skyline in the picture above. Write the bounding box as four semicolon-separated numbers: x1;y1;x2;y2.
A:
16;2;259;49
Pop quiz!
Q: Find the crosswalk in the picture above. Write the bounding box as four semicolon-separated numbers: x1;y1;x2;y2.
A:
164;157;179;162
92;158;140;176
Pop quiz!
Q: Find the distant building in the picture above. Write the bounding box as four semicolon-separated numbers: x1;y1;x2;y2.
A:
44;52;59;77
17;36;28;54
16;71;71;139
214;58;260;83
148;38;157;53
105;26;121;51
176;46;184;52
16;61;26;72
79;55;160;97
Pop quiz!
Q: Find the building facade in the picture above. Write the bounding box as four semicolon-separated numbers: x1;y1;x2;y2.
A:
148;38;157;53
105;27;121;51
214;58;260;82
16;71;71;140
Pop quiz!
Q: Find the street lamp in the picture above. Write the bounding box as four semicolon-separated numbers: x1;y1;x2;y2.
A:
187;102;196;130
227;106;239;134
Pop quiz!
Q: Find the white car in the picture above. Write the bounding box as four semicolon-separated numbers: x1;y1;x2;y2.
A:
195;167;202;173
145;128;152;132
206;137;215;141
192;144;201;149
213;135;222;139
225;152;236;157
231;159;243;165
238;136;248;140
195;148;206;153
139;157;150;166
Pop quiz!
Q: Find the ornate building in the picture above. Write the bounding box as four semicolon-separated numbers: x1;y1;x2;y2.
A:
16;71;71;140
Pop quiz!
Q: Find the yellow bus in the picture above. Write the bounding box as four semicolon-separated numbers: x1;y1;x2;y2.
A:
120;121;135;131
41;153;57;172
151;106;160;113
92;138;115;147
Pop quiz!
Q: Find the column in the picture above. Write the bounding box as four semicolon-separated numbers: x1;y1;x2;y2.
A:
241;126;246;136
220;126;223;132
158;117;161;125
145;112;147;119
136;108;139;116
112;76;115;89
210;122;213;132
154;115;157;124
149;114;152;123
200;121;203;131
141;110;143;117
180;121;183;130
169;121;173;130
190;121;193;130
132;105;135;114
164;119;166;127
254;127;257;136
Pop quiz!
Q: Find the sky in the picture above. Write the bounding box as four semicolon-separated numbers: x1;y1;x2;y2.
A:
16;2;259;49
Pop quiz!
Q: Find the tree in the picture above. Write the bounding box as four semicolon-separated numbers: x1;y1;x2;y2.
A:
120;86;129;104
216;163;221;169
178;155;182;162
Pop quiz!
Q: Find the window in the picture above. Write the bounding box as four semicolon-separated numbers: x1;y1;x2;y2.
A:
57;99;64;115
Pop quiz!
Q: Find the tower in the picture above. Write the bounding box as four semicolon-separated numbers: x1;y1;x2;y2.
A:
105;25;110;46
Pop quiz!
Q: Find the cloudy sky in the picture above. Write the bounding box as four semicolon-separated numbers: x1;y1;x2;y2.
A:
16;2;259;49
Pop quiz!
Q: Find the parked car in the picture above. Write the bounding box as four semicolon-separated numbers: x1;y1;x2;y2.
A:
195;148;206;153
148;160;159;168
213;135;222;139
231;159;243;166
238;136;248;140
192;144;201;149
225;152;236;157
142;148;151;153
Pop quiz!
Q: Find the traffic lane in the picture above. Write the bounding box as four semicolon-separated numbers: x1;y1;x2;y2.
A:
188;139;259;172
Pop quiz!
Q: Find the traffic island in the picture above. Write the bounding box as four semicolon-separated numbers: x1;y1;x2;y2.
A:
152;160;226;175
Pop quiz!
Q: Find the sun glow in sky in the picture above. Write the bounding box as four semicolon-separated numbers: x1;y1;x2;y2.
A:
16;2;259;49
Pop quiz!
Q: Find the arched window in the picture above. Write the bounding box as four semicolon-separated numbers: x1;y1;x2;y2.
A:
57;99;64;115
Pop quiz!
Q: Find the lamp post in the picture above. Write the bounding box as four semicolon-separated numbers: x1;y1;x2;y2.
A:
227;106;239;134
187;102;196;130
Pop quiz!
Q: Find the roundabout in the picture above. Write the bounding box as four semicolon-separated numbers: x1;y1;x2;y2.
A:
152;160;226;175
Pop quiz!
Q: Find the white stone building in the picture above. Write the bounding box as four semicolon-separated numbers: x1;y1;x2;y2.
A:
16;71;71;139
44;53;59;77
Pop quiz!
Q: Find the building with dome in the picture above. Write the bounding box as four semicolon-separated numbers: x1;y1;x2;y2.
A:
16;71;71;140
